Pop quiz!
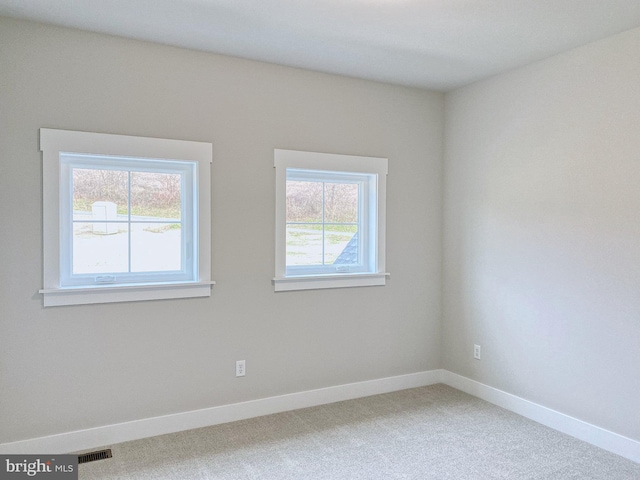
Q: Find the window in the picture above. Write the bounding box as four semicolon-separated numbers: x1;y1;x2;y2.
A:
274;149;388;291
40;129;213;306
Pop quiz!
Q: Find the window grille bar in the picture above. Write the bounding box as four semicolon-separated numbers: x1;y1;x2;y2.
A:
321;182;326;265
71;220;182;224
285;222;358;226
127;171;132;274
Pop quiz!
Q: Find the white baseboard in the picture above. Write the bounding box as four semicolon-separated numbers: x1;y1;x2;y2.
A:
2;369;638;465
441;370;640;464
0;370;444;455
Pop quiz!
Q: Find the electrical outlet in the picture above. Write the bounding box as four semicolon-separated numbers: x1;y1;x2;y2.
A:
474;344;481;360
236;360;246;377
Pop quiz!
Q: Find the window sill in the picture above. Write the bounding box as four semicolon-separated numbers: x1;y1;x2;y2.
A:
273;273;389;292
39;281;215;307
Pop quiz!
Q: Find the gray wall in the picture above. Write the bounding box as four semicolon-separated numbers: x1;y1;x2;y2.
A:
443;28;640;440
0;17;443;443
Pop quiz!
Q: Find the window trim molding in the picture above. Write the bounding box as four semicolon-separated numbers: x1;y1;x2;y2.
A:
39;128;213;306
273;149;389;292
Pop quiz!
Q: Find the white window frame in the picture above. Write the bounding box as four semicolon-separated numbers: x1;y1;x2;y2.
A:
39;128;213;306
274;149;389;292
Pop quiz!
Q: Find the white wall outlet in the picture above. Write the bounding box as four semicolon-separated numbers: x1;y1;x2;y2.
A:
474;344;481;360
236;360;246;377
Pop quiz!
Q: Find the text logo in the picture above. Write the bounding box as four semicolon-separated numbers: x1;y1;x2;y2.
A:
0;456;77;479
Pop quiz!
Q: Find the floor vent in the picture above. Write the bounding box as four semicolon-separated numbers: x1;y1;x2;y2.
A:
78;448;112;464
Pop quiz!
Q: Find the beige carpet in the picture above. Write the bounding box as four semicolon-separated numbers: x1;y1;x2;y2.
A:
78;384;640;479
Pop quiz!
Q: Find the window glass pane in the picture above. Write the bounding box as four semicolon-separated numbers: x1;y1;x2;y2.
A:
286;181;322;223
131;223;182;272
72;222;129;274
72;168;128;220
286;224;322;266
325;225;358;265
131;172;182;221
324;183;358;223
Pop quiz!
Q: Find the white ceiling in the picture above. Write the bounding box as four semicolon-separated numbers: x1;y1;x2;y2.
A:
1;0;639;91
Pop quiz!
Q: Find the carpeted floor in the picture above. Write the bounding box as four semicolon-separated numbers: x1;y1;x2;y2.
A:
78;384;640;479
